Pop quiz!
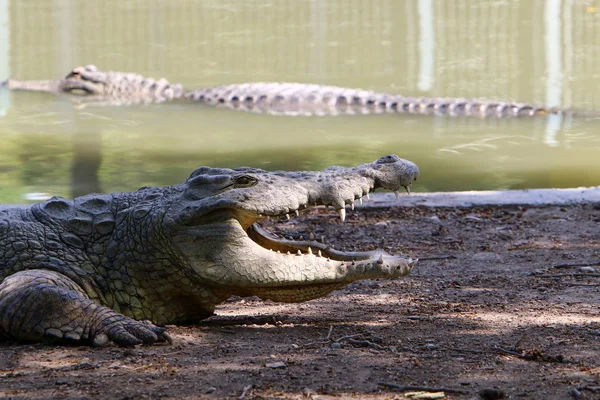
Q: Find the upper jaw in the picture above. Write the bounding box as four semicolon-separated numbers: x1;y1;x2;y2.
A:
238;181;414;227
180;154;419;230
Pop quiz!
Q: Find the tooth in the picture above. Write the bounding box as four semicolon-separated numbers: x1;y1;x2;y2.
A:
259;213;263;217
318;250;322;257
405;185;411;194
359;198;363;206
296;250;302;256
394;190;400;199
309;232;315;240
277;250;281;253
295;210;299;216
320;235;325;243
350;202;355;210
308;247;312;255
299;235;304;240
366;193;370;200
267;216;271;220
286;214;290;220
288;236;294;241
287;251;291;255
377;254;384;264
338;208;346;222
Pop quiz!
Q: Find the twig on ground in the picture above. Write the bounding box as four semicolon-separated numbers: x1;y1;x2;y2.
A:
495;346;528;358
416;255;457;261
565;283;600;287
326;325;334;340
448;347;485;354
334;334;363;343
295;340;333;349
378;382;469;395
239;385;252;399
536;273;600;278
347;339;387;350
552;261;600;269
495;346;565;363
580;385;600;392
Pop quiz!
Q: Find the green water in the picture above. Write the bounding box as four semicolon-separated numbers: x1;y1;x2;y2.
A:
1;0;599;203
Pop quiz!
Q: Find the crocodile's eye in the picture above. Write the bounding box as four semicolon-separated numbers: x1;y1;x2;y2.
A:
376;155;400;164
234;175;258;188
66;71;82;80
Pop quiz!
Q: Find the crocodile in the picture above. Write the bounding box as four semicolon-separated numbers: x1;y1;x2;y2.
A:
1;65;184;106
2;65;572;117
0;155;419;347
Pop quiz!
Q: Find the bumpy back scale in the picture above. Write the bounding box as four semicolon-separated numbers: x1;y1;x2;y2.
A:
185;82;561;118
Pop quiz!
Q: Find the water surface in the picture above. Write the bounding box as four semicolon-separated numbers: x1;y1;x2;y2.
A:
1;0;599;203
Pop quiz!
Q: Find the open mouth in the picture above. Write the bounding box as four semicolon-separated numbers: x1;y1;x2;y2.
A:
248;222;390;263
243;184;415;264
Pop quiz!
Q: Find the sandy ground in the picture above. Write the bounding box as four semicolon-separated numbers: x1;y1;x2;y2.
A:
1;201;599;399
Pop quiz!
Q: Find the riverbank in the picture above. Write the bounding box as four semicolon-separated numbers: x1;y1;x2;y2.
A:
1;192;599;399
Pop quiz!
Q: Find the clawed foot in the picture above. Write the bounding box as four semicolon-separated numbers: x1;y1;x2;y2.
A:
92;319;172;347
43;318;172;347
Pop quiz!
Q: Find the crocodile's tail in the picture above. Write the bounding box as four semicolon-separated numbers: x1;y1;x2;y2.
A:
185;82;566;118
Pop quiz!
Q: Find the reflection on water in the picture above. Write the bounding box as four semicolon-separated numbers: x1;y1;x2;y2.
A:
0;0;599;203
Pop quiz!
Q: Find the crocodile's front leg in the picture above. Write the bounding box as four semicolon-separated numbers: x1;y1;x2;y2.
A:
0;270;171;346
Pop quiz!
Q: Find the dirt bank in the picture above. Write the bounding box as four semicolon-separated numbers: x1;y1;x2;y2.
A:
1;202;599;399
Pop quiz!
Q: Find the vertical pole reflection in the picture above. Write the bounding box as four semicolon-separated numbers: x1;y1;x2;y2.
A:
57;0;73;76
0;0;9;117
417;0;434;92
310;0;326;81
544;0;564;147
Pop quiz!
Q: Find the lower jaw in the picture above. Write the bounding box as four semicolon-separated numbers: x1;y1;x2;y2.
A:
233;282;348;303
247;222;388;262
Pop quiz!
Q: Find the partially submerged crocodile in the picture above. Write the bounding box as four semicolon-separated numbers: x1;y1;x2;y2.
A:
1;65;184;106
0;155;419;346
2;65;570;117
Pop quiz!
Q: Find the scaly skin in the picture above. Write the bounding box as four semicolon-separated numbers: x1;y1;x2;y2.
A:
185;82;565;117
0;155;419;347
2;65;576;117
1;65;184;105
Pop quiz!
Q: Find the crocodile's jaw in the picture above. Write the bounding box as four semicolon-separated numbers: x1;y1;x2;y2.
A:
171;215;415;303
58;78;106;96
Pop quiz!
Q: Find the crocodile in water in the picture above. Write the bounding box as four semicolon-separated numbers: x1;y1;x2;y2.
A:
0;155;419;346
2;65;573;117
